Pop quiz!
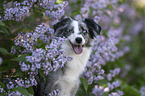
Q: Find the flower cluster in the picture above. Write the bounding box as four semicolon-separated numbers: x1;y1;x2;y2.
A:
1;0;142;95
71;0;130;95
6;23;71;94
15;77;37;88
106;68;120;81
1;0;68;23
0;86;5;93
107;80;121;90
140;86;145;96
45;1;69;25
38;0;56;10
108;90;124;96
92;80;122;96
48;89;60;96
7;91;24;96
2;0;36;21
84;27;125;84
11;22;71;80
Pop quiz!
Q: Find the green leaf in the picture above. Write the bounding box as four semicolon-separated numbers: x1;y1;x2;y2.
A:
107;5;114;10
103;92;108;96
39;69;46;82
0;82;5;88
121;81;140;96
97;79;108;85
13;86;31;95
81;78;88;92
27;86;34;95
0;21;5;26
0;94;5;96
0;26;10;35
102;30;108;38
11;54;29;62
0;47;10;55
15;71;23;77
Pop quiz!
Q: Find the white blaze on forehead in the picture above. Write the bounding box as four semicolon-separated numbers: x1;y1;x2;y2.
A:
71;20;79;34
69;20;85;45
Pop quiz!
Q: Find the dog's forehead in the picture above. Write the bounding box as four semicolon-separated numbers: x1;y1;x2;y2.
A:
71;20;79;33
69;20;88;32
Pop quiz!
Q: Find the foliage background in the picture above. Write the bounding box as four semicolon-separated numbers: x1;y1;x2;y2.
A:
0;0;145;96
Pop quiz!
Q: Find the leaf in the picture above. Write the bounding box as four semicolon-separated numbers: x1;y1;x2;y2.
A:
0;0;4;10
81;78;88;92
13;86;31;95
97;79;107;85
102;30;108;38
0;47;10;55
107;5;114;10
0;82;5;88
11;54;29;62
0;26;10;35
103;92;108;96
27;86;34;95
39;69;46;82
0;94;5;96
0;22;10;35
121;81;140;96
15;71;23;77
0;22;5;26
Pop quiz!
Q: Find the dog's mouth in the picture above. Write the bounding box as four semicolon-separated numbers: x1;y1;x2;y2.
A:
69;41;84;54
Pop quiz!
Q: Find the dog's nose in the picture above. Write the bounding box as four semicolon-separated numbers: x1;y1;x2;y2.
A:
75;37;82;44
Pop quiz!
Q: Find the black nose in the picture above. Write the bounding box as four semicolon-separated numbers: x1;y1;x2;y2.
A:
75;37;82;44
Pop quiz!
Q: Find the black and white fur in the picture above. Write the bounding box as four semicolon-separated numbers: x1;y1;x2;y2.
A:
34;18;101;96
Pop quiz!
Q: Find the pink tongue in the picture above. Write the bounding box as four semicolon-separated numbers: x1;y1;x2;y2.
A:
73;45;83;54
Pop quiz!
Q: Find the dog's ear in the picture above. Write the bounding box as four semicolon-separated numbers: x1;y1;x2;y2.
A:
54;18;72;37
84;18;101;39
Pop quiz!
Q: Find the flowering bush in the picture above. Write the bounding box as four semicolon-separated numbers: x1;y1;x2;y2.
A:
0;0;145;96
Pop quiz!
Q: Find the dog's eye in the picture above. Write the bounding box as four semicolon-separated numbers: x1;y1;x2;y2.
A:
83;30;87;35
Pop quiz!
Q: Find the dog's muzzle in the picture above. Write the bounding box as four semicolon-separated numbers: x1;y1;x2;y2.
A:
70;37;84;54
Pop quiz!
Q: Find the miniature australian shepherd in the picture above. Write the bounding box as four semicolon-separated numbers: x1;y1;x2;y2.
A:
34;18;101;96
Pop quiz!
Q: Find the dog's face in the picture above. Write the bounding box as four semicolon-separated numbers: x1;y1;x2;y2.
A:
54;18;101;54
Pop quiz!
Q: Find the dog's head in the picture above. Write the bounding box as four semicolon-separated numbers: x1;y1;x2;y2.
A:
54;18;101;54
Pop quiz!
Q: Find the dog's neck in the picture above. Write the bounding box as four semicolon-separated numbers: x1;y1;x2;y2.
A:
62;46;92;81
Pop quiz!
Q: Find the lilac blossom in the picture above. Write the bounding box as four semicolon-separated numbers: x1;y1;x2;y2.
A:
92;85;105;96
107;80;121;90
108;90;124;96
0;86;5;93
92;80;122;96
2;0;36;21
10;23;71;91
7;91;24;96
75;1;128;95
106;68;120;81
15;77;37;88
48;89;60;96
140;86;145;96
39;0;56;10
1;0;138;95
6;81;15;89
45;1;69;25
84;27;126;86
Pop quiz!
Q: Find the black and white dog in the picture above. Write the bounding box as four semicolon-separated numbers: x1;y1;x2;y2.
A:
34;18;101;96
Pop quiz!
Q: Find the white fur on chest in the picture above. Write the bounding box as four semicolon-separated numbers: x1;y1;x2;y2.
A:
61;41;92;80
56;41;92;96
64;47;91;80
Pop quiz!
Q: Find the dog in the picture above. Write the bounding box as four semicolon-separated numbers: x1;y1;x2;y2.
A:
34;18;101;96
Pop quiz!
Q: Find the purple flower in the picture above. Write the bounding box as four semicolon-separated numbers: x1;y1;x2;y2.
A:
140;86;145;96
48;89;60;96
